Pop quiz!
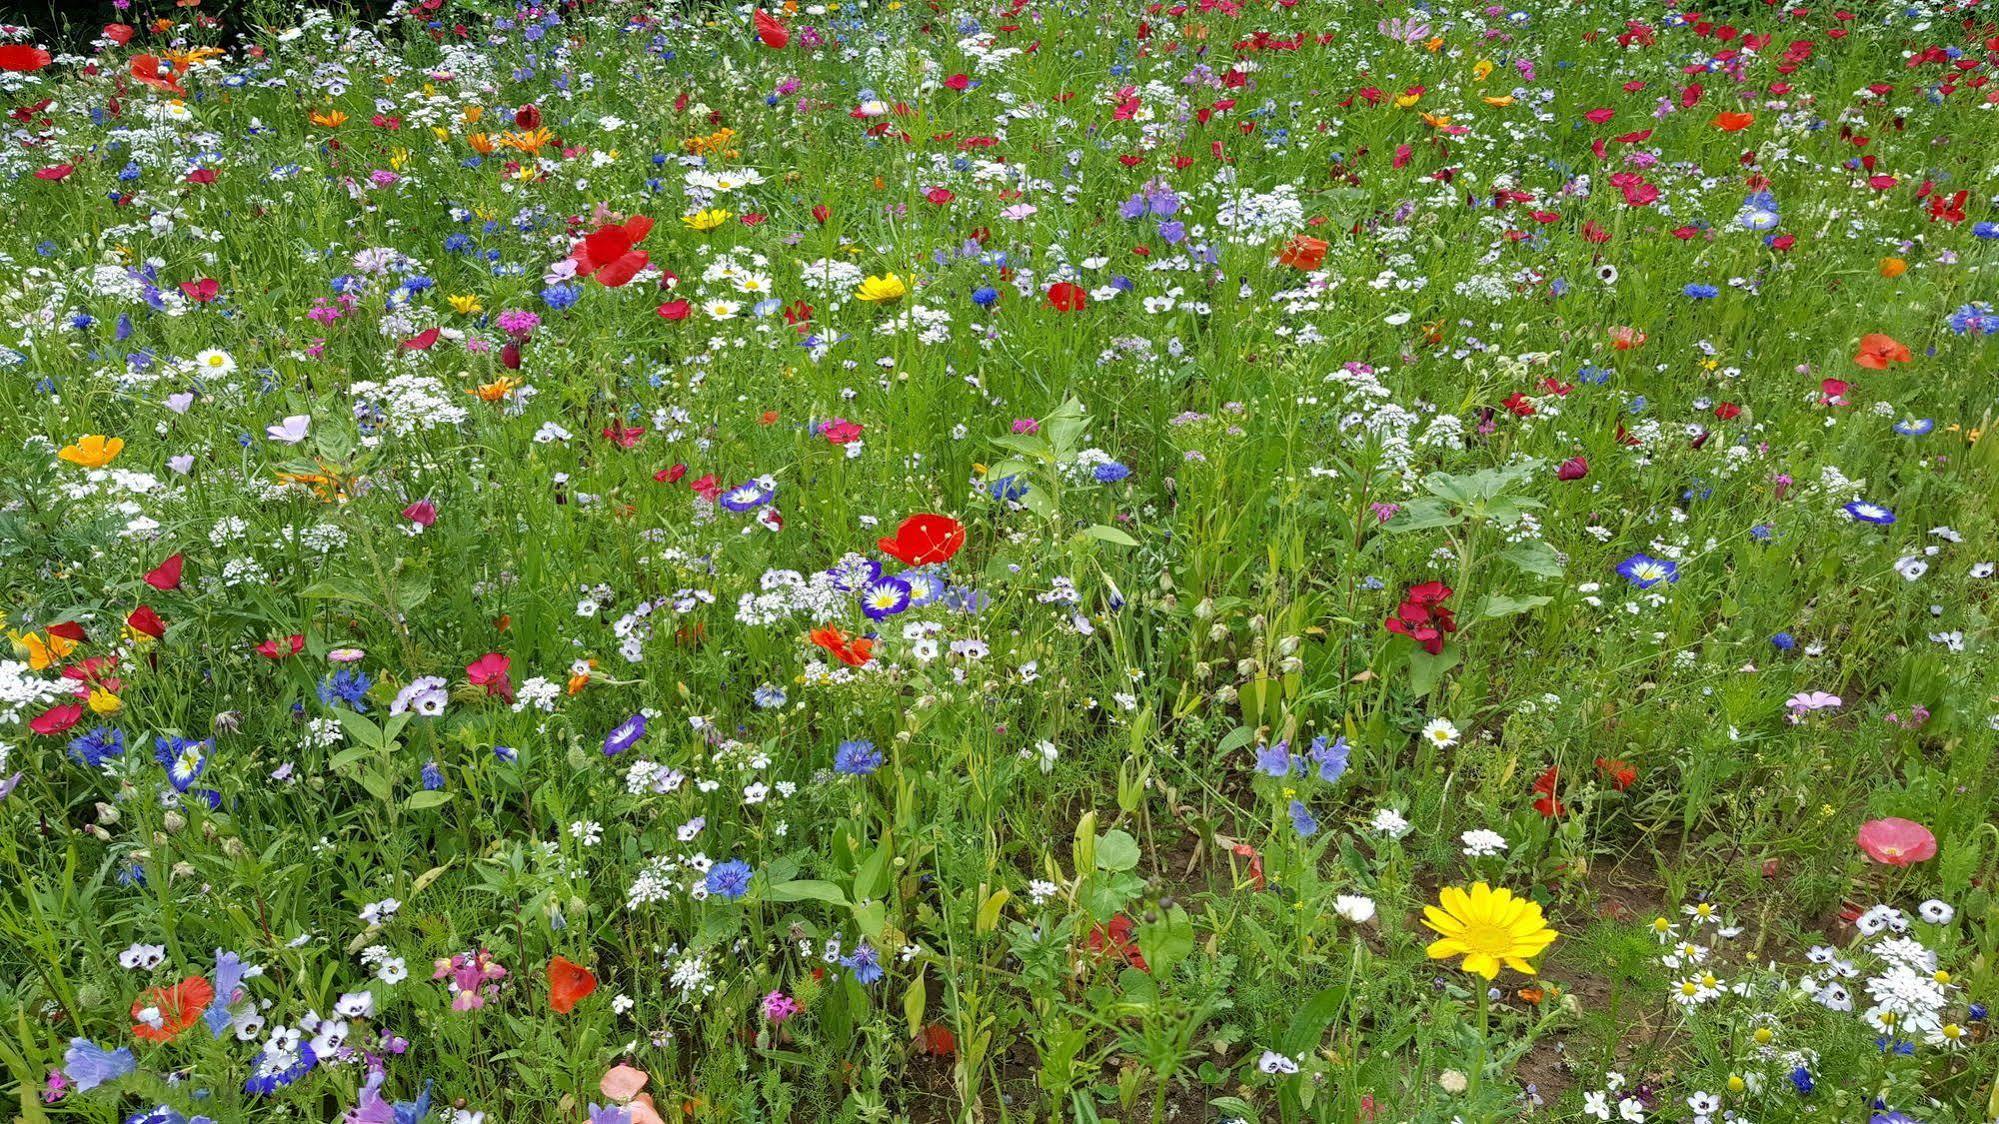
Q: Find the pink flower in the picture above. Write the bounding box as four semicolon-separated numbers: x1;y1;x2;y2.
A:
1856;817;1936;867
466;652;514;703
761;990;803;1022
402;499;437;528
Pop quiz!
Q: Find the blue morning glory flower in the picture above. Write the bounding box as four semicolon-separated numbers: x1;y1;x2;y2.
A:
1615;553;1679;589
1843;500;1896;525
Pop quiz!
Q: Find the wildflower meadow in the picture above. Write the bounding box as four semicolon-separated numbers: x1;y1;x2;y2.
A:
4;0;1999;1122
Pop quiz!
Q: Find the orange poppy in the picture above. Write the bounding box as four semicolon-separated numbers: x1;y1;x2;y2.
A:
1276;234;1329;271
131;976;214;1041
1710;111;1754;132
1853;332;1911;370
1878;257;1907;278
1608;325;1647;351
809;626;875;667
548;955;597;1013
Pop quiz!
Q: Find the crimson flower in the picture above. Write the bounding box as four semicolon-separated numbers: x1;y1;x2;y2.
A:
570;216;654;288
466;652;514;703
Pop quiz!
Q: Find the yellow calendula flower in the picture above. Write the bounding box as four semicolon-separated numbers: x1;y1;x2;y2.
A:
854;273;908;303
1394;90;1422;108
682;208;732;232
1422;882;1559;979
1421;112;1454;128
1482;95;1515;107
59;434;124;469
448;294;483;315
469;376;522;403
1473;59;1495;81
88;688;122;716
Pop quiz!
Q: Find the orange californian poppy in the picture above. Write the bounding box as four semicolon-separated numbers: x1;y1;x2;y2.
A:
1853;332;1912;370
1878;257;1907;278
548;955;597;1013
1276;234;1329;271
1710;111;1754;132
809;625;875;667
131;976;214;1042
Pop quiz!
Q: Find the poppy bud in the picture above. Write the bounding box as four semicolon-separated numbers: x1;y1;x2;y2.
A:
1556;456;1589;481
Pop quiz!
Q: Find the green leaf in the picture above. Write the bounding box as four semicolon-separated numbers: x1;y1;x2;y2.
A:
1136;905;1195;976
1383;498;1461;533
766;879;851;906
403;790;453;811
1280;986;1349;1056
902;973;926;1038
1093;829;1141;873
1215;725;1256;755
1499;540;1565;578
1479;593;1553;620
1405;645;1462;694
1077;523;1138;548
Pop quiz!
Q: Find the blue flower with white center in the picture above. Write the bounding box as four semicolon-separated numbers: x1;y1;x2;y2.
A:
900;568;948;608
1615;553;1679;589
1893;418;1934;436
859;576;912;620
154;736;210;792
1844;500;1896;525
718;479;774;512
602;714;647;757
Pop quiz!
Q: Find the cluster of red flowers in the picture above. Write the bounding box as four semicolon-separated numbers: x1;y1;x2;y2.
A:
1383;580;1456;655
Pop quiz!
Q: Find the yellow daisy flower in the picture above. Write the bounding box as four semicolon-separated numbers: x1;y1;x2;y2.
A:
1422;882;1559;979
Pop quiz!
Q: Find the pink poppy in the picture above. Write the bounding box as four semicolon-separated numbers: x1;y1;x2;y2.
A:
1856;817;1936;867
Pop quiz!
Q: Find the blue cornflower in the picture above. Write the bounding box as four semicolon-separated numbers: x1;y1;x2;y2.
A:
834;739;883;776
1771;632;1796;651
1683;283;1720;299
1947;302;1999;335
541;283;583;310
1790;1066;1814;1095
1288;800;1319;837
1615;553;1679;589
705;859;753;901
1973;221;1999;239
752;684;788;709
840;941;884;985
971;285;1000;307
1749;522;1776;541
69;726;126;768
318;669;373;712
602;714;647;757
988;475;1029;502
1093;461;1132;484
1843;499;1896;525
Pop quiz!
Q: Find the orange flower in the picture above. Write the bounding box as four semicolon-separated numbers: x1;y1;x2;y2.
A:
548;955;597;1013
466;132;496;155
1854;333;1912;370
1276;234;1329;271
309;108;348;128
131;976;214;1042
1608;325;1647;351
809;626;876;667
1879;257;1908;278
129;54;185;95
1710;111;1755;132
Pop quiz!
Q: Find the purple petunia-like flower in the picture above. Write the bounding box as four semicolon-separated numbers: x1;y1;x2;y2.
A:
63;1037;135;1092
603;714;647;757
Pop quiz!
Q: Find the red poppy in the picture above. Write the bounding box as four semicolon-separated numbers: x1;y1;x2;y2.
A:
548;955;597;1013
1044;281;1088;312
1853;332;1911;370
102;24;136;46
34;164;74;182
514;104;541;130
144;553;184;591
809;626;875;667
1556;456;1589;481
1709;111;1755;132
1531;765;1566;817
656;299;691;320
570;215;654;288
129;54;184;95
1276;234;1329;271
753;10;790;48
127;604;166;639
47;621;87;644
1594;757;1637;790
1085;915;1149;971
0;45;52;72
256;634;305;660
1856;817;1936;866
466;652;514;703
914;1024;956;1056
400;327;441;351
132;976;214;1042
877;513;966;566
179;278;219;303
